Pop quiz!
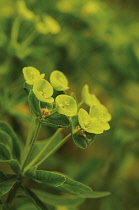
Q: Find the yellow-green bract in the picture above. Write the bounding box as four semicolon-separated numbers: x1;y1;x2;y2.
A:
50;70;69;91
82;84;100;106
23;66;45;85
36;15;61;34
55;95;77;116
78;104;111;134
33;79;54;103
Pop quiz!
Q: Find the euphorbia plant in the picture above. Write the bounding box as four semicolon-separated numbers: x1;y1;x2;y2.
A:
0;67;111;210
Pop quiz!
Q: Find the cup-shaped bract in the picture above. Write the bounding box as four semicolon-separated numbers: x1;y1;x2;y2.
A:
89;105;111;122
82;84;100;106
17;0;35;21
50;70;69;91
33;79;54;103
23;66;45;85
78;108;104;134
55;95;77;116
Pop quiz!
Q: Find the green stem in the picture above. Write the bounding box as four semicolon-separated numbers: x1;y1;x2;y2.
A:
21;30;38;47
21;118;41;173
24;129;71;172
10;17;21;46
78;101;83;109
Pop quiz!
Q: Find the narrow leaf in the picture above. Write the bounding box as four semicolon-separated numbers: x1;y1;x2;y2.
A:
33;189;85;207
28;91;40;117
22;186;48;210
0;178;17;197
41;113;70;128
0;159;20;174
0;121;22;159
65;176;92;191
0;143;11;160
0;171;8;183
0;130;13;152
58;185;110;198
25;169;66;187
72;135;88;149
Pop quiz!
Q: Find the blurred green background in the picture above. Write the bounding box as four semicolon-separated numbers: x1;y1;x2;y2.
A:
0;0;139;209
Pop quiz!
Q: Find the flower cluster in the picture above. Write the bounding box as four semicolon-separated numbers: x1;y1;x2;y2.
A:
23;66;111;148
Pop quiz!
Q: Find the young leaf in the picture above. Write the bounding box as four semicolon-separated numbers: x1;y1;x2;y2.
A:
41;113;70;128
25;169;66;187
33;189;85;207
72;135;88;149
28;91;40;117
50;70;69;91
0;178;17;197
0;159;20;174
0;121;22;159
23;66;45;85
22;186;49;210
33;79;54;103
56;95;77;117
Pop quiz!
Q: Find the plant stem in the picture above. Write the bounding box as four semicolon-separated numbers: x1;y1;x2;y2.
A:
24;129;72;172
78;101;83;109
21;30;38;47
21;117;41;173
10;17;20;46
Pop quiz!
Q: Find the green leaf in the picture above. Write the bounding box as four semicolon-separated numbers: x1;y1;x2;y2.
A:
50;70;69;91
58;185;110;198
24;82;33;93
54;175;110;198
0;130;13;152
72;135;88;149
0;143;11;159
28;91;40;117
25;169;66;187
56;95;77;116
64;176;92;191
33;79;54;103
41;112;70;128
85;132;96;140
22;186;49;210
40;101;53;110
23;66;45;85
33;189;85;207
0;178;17;197
0;159;20;174
0;121;22;159
0;171;8;183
